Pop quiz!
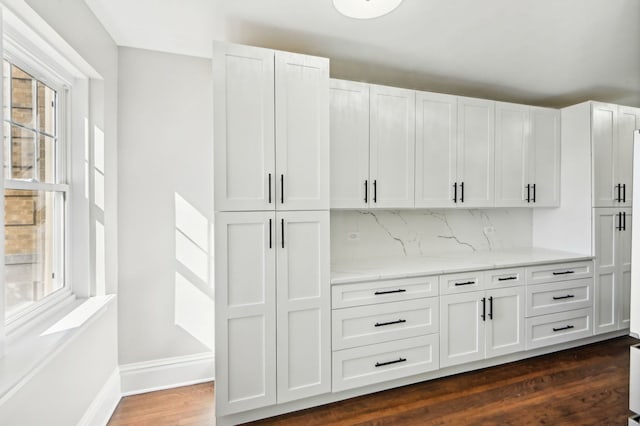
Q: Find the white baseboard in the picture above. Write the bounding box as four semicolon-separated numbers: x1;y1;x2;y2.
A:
120;352;214;396
78;367;122;426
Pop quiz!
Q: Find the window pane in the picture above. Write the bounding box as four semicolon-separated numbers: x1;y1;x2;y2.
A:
37;81;56;136
4;123;36;180
3;61;10;121
8;64;35;129
5;189;64;319
38;135;56;183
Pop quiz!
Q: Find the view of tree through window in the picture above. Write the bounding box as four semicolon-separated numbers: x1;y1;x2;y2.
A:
3;60;65;319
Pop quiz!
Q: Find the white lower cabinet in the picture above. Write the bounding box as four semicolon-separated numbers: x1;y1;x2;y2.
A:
215;210;330;414
525;308;593;349
440;286;525;367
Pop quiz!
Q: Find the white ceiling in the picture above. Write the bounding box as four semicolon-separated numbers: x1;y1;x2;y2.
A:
84;0;640;107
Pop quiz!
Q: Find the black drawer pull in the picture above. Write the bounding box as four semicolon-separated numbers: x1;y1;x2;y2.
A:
552;325;574;332
375;357;407;367
374;289;406;295
454;281;475;286
552;270;575;275
374;319;406;327
552;294;575;300
498;276;517;281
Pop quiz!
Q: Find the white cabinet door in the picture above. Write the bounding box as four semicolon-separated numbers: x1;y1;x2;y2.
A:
592;103;618;207
530;107;560;207
276;211;330;403
213;43;275;212
485;287;525;359
440;292;485;367
619;208;632;329
215;212;276;415
415;91;457;208
457;97;495;207
495;102;529;207
330;79;370;208
593;208;618;334
617;107;637;207
275;52;329;211
370;84;415;208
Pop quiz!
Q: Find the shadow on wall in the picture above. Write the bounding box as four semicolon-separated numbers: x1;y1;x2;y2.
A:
174;192;214;350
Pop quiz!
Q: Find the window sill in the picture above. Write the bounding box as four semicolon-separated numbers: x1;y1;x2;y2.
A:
0;294;115;404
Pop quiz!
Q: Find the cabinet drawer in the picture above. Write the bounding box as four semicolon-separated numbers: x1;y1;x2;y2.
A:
485;268;525;289
525;308;592;349
525;278;592;317
332;334;439;392
525;261;593;285
332;276;438;309
440;271;484;295
332;298;438;350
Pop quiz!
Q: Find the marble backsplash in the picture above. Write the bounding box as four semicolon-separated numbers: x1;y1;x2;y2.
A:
331;209;533;262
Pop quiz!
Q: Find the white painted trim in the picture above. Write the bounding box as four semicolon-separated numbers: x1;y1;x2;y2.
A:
120;352;214;396
77;367;121;426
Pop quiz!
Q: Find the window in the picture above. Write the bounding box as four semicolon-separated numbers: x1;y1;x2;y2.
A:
3;59;67;322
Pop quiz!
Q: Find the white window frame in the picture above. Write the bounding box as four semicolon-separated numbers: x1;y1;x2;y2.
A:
2;19;75;333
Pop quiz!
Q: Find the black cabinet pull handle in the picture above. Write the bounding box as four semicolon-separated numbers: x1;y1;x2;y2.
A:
281;218;284;248
623;183;626;203
373;180;377;203
616;212;622;231
623;211;627;231
488;296;493;320
552;325;574;332
498;276;517;281
526;184;531;203
616;184;621;202
375;357;406;367
268;173;272;203
453;182;458;203
454;281;475;286
374;289;406;295
552;270;575;275
532;183;536;203
460;181;465;203
374;319;407;327
280;174;284;204
364;180;368;204
269;219;272;249
481;297;486;321
552;294;575;300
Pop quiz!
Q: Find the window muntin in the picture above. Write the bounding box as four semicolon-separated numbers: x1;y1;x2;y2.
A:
3;59;66;322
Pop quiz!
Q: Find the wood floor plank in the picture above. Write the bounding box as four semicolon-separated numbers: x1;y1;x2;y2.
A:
108;336;637;426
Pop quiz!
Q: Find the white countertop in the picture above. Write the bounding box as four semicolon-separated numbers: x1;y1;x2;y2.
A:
331;247;593;284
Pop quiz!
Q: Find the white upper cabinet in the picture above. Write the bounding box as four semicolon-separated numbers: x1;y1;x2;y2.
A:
495;102;529;207
330;79;370;208
457;97;495;207
495;103;560;207
415;92;458;208
275;52;329;211
370;84;416;208
213;43;329;212
592;102;638;208
213;43;275;212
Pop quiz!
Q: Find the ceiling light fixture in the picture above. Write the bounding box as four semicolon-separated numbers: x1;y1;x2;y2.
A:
332;0;404;19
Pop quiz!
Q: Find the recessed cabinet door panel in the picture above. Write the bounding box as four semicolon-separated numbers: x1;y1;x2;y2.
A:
370;85;415;208
275;52;329;210
485;287;525;359
330;79;370;208
594;208;618;334
619;209;632;329
215;212;276;415
495;102;528;207
617;108;636;207
440;292;484;367
213;43;275;212
457;97;495;207
415;91;457;208
592;103;617;207
530;107;560;207
276;211;330;403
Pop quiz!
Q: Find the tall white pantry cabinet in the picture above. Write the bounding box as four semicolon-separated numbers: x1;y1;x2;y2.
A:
213;42;331;416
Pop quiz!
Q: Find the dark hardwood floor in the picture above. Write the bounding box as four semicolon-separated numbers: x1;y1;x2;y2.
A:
108;336;638;426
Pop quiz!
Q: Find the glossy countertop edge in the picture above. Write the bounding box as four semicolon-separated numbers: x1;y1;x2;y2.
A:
330;249;594;285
